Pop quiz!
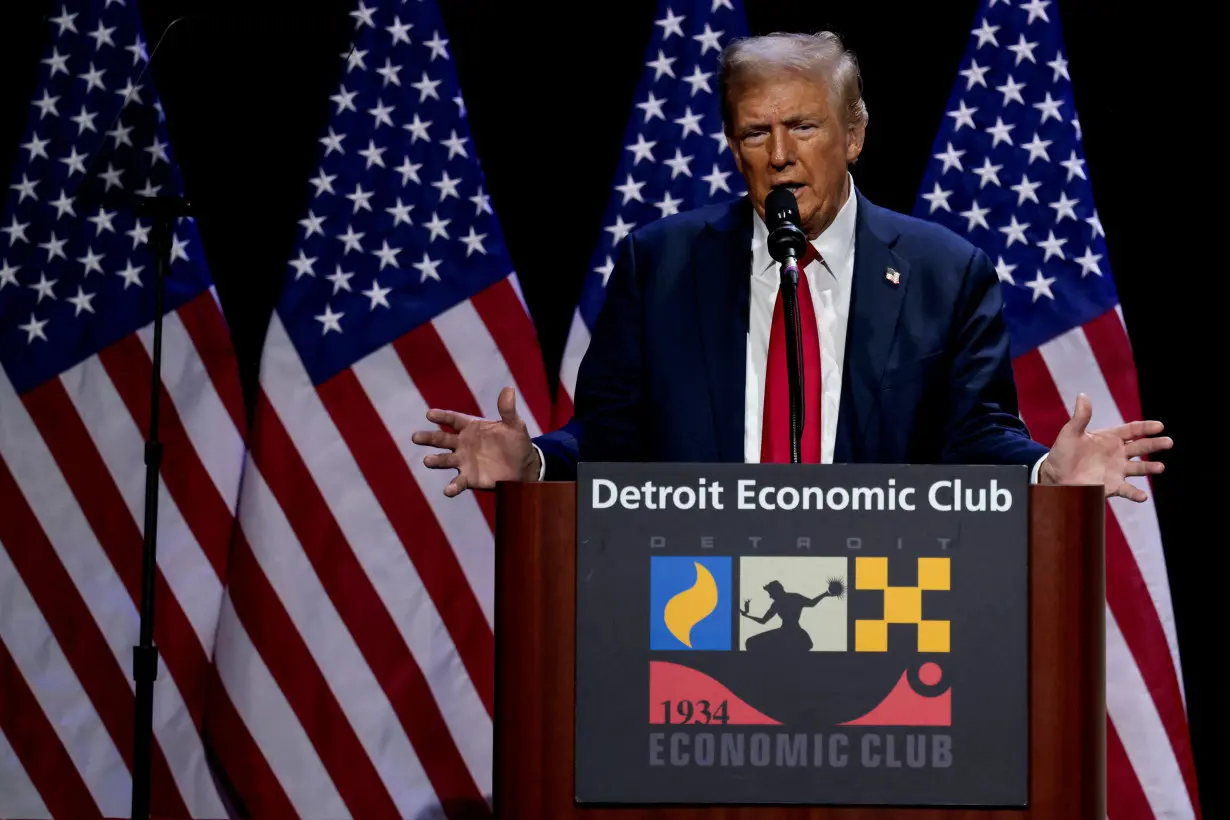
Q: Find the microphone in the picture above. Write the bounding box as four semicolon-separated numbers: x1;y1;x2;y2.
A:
764;188;809;464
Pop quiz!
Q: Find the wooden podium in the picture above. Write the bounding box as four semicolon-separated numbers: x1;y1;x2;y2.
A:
493;482;1105;819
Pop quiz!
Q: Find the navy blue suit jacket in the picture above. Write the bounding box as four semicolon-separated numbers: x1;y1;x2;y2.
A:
535;190;1048;479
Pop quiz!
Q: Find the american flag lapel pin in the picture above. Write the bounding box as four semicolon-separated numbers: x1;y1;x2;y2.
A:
885;267;901;285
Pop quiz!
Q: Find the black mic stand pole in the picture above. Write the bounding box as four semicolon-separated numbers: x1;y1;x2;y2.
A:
779;255;805;464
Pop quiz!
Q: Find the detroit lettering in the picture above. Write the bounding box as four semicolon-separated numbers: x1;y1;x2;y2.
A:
591;477;1015;513
649;731;953;770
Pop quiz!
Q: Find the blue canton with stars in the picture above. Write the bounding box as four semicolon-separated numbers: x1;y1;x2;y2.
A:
912;0;1116;358
577;0;748;332
281;0;511;386
0;0;213;395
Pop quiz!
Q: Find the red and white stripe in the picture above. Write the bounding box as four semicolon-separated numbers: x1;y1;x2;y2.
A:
1014;306;1200;820
209;275;552;818
554;307;588;425
0;291;246;819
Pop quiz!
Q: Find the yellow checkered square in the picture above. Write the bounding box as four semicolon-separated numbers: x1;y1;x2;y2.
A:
917;557;950;590
884;586;921;623
918;620;950;653
855;619;888;652
855;556;888;590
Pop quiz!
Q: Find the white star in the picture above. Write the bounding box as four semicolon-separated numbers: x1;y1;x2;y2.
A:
330;85;358;113
1036;230;1068;261
107;121;132;147
77;247;104;276
470;186;492;216
710;128;729;154
21;132;50;161
986;116;1015;147
386;197;414;227
994;255;1017;284
337;224;365;254
646;50;676;81
125;221;149;248
70;105;97;134
367;98;395;129
98;163;123;190
1010;174;1041;205
2;217;30;246
403;112;431;142
424;211;451;241
934;142;965;173
326;266;354;294
0;260;17;289
372;240;402;270
453;94;466;117
971;19;999;48
921;183;953;213
51;189;76;218
999;215;1030;246
346;183;373;212
39;232;67;262
411;71;441;102
11;174;38;203
78;62;107;93
114;79;143;106
712;0;734;9
683;65;713;96
170;236;189;263
959;200;991;231
664;148;694;178
1049;191;1079;222
655;7;686;38
615;173;645;205
136;179;161;198
636;92;666;122
996;75;1026;106
19;314;48;343
320;127;346;155
376;58;402;87
1007;34;1038;65
959;59;990;90
28;273;57;303
674;107;704;138
460;226;488;256
87;208;116;235
1048;52;1070;82
424;30;450;61
68;286;96;316
626;133;657;164
594;256;616;286
1024;270;1056;302
1061;150;1087;182
363;279;392;309
358;139;387;169
441;129;469;159
693;23;723;55
1072;117;1082;140
50;7;78;35
299;210;326;237
655;191;683;217
1086;211;1105;239
145;135;169;165
310;169;337;196
289;250;316;279
117;259;143;288
1033;92;1064;123
42;48;70;77
315;304;344;335
387;16;413;45
605;215;635;245
88;20;117;49
1021;0;1051;24
125;35;147;65
1075;247;1102;277
413;252;442;282
351;1;376;28
946;99;978;131
1022;132;1052;163
702;163;732;196
972;157;1003;188
431;170;461;200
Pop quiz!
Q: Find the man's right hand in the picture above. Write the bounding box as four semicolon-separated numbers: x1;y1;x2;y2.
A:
411;386;540;497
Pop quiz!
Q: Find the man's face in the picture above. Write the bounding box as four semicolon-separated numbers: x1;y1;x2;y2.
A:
727;71;865;239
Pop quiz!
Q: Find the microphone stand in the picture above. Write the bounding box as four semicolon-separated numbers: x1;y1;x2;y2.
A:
778;257;805;464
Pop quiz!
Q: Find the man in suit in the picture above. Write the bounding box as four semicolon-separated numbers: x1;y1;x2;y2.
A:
412;31;1170;501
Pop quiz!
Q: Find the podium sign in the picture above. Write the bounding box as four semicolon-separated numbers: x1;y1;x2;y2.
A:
575;463;1029;807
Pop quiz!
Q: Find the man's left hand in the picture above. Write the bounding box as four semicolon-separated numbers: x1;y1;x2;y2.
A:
1039;393;1172;502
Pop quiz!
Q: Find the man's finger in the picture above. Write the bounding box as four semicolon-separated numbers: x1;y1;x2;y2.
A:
1109;481;1148;503
496;386;519;426
411;429;459;451
1067;392;1093;435
423;452;460;470
1124;436;1173;458
1098;419;1165;441
426;408;471;431
1124;460;1165;477
444;474;469;498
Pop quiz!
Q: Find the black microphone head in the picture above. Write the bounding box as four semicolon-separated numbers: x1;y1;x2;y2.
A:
765;187;808;263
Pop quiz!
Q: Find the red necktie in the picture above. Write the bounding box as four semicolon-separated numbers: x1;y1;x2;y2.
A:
761;243;823;463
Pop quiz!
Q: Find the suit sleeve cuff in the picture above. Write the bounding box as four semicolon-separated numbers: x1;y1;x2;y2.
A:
1030;452;1048;484
533;443;546;481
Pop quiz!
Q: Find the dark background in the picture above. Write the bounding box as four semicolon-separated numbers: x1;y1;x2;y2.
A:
1;0;1220;813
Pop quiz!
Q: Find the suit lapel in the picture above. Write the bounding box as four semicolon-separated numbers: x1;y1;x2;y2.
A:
835;192;911;461
693;199;753;462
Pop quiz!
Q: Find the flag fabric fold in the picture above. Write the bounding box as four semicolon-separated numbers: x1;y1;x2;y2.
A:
912;1;1200;817
203;0;552;816
0;1;246;818
555;0;749;424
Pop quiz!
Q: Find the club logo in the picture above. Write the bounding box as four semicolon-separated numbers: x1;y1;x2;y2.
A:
650;556;731;650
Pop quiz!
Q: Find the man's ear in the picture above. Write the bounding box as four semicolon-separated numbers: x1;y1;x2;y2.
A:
846;121;866;164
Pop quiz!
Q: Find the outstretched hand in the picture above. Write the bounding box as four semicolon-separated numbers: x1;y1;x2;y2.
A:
1039;393;1172;502
411;386;540;497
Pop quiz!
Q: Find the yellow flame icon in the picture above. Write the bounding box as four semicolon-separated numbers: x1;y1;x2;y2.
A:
663;562;719;647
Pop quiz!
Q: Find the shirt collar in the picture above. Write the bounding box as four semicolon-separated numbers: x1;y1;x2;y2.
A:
751;171;858;283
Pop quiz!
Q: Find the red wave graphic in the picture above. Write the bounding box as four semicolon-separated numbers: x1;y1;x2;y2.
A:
839;669;951;726
649;661;781;725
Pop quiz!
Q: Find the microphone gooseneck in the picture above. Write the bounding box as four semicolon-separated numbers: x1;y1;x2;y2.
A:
764;188;809;465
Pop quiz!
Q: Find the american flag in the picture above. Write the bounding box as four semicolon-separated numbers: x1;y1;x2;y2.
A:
0;1;246;818
913;1;1201;817
203;0;552;816
555;0;748;422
